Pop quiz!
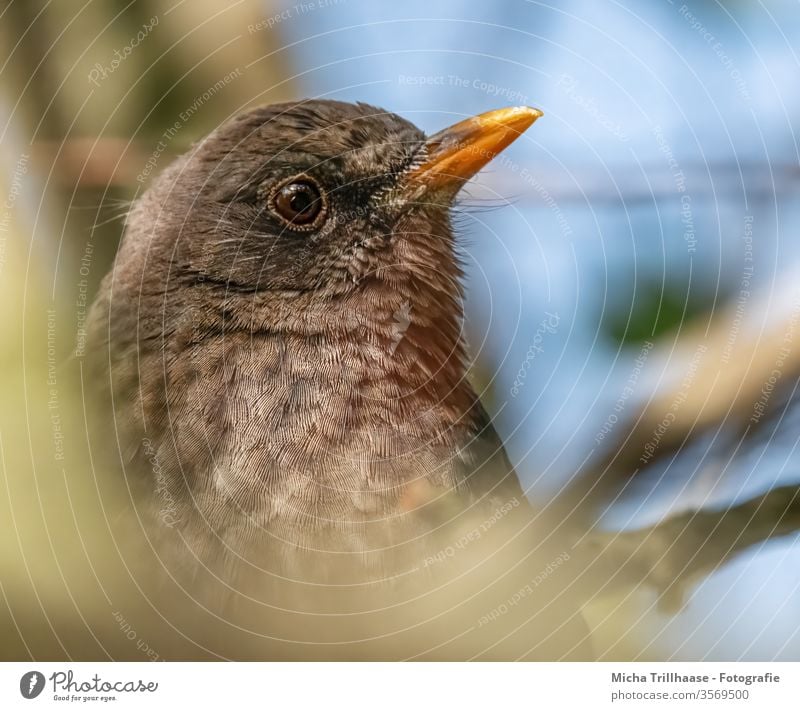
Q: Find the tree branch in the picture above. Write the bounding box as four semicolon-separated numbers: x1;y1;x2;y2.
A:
581;483;800;611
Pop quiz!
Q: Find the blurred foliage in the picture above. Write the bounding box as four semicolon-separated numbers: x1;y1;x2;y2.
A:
0;0;299;658
602;280;725;346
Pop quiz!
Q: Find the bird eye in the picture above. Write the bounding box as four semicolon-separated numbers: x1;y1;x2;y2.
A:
270;177;325;229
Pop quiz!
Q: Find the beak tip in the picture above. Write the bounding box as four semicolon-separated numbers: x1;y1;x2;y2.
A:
501;105;544;130
517;105;544;119
527;106;544;120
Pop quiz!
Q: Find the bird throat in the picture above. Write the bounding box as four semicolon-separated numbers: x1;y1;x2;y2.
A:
111;270;478;557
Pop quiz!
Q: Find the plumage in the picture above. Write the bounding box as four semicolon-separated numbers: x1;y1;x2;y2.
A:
85;100;591;659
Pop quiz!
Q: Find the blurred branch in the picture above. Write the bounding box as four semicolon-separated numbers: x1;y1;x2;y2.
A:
582;483;800;612
31;139;159;188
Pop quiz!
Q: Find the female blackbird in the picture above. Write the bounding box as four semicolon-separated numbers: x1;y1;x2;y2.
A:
86;100;592;659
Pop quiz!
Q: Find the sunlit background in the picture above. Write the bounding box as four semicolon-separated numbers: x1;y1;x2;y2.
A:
2;0;799;660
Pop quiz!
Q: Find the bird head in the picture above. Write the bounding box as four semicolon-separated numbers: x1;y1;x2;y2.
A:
114;101;541;338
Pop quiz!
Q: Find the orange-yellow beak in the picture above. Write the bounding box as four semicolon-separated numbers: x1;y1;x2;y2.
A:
406;106;543;191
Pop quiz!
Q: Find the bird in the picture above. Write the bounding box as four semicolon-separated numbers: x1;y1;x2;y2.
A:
84;99;595;660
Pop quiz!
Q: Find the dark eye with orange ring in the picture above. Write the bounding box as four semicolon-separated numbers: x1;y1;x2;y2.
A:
270;177;326;229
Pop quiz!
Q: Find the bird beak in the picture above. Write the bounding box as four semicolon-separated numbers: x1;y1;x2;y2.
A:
405;106;543;194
